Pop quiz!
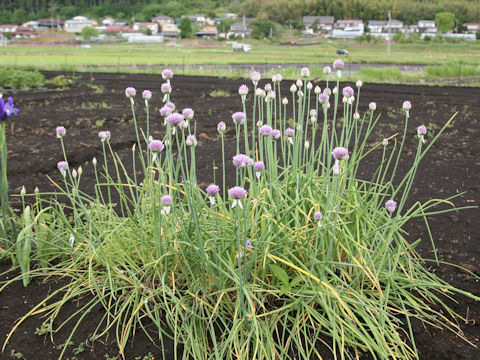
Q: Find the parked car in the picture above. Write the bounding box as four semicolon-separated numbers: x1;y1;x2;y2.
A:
336;49;348;55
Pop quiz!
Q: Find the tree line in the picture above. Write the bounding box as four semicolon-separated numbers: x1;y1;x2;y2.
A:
0;0;478;26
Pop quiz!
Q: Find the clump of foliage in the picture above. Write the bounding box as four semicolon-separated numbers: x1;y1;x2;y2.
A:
0;69;44;89
81;26;99;41
1;64;479;360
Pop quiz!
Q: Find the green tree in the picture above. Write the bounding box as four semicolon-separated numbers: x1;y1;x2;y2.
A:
435;12;455;33
179;17;192;39
251;19;274;39
81;26;99;41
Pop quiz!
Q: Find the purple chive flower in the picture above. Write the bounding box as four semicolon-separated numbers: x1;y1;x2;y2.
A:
417;125;427;136
273;73;282;82
162;69;173;80
332;147;348;160
256;88;266;97
166;102;175;110
269;129;281;140
57;161;68;177
159;106;172;117
323;66;332;74
314;211;323;220
333;59;345;70
251;71;261;84
310;109;317;117
149;140;164;153
232;112;246;125
206;184;220;196
186;134;197;147
342;86;354;98
142;90;152;100
285;128;295;137
319;93;329;104
166;113;184;126
264;83;272;92
125;87;136;98
0;97;19;121
232;154;253;168
161;195;173;205
161;83;172;94
182;108;194;120
301;67;310;78
385;200;397;213
217;121;226;133
245;240;253;250
369;102;377;111
403;101;412;111
56;126;66;138
98;130;111;142
238;84;248;96
254;161;265;171
229;186;247;199
260;124;272;136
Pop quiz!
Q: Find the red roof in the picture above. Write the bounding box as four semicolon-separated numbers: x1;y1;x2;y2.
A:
0;24;17;28
105;25;133;32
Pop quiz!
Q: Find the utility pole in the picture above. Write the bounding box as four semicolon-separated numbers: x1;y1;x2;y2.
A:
387;10;391;56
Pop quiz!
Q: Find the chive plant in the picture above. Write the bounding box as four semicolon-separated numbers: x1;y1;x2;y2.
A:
2;64;479;360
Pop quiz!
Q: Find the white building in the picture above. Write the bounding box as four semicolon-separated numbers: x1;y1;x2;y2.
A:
418;20;437;33
64;16;97;33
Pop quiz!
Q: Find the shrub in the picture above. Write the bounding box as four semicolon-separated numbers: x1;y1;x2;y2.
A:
0;69;45;89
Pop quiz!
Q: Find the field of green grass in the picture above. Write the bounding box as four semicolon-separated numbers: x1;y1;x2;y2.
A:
1;39;480;69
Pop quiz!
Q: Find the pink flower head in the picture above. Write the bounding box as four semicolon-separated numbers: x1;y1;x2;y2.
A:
369;102;377;111
217;121;226;133
245;240;253;250
314;211;323;220
385;200;397;213
166;113;184;126
260;125;272;136
333;59;345;70
142;90;152;100
332;147;348;160
159;106;172;117
186;135;197;147
310;109;317;117
57;161;68;170
149;140;164;152
162;69;173;80
342;86;354;98
206;184;220;196
285;128;295;137
417;125;427;136
254;161;265;171
264;83;272;92
319;93;329;104
56;126;66;138
323;66;332;74
269;129;281;140
403;101;412;111
272;73;282;82
161;195;173;205
232;154;253;168
301;67;310;78
251;71;261;84
238;84;248;96
125;87;136;98
229;186;247;199
166;101;175;110
98;130;111;142
161;83;172;94
232;112;246;125
182;108;194;120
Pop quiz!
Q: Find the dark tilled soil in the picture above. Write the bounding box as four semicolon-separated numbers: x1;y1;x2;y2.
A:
0;72;479;359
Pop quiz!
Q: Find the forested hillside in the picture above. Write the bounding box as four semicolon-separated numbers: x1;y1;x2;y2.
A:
0;0;478;25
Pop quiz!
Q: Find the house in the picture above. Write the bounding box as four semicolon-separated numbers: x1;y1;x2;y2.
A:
303;16;334;32
368;19;403;33
195;25;218;39
133;22;159;34
13;26;38;39
335;20;364;30
102;17;116;26
183;14;207;26
228;22;252;38
0;24;18;34
464;23;480;32
104;25;133;33
224;13;238;20
64;16;97;33
22;21;39;29
161;23;180;39
36;18;64;30
418;20;436;33
153;15;174;28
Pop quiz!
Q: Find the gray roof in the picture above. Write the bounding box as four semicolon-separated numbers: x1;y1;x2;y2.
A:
303;16;334;25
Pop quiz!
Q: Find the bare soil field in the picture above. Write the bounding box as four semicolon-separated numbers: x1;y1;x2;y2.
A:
0;72;479;359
